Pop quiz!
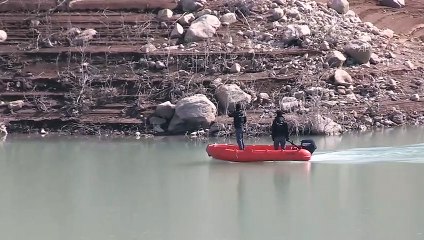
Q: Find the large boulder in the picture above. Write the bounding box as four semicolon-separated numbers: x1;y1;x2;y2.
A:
327;0;349;14
379;0;405;8
215;84;252;113
68;0;179;10
0;30;7;42
344;41;372;64
168;94;217;133
185;15;221;42
154;101;176;119
309;114;343;135
282;25;311;43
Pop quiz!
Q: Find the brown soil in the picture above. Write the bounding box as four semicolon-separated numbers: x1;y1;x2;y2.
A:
0;0;423;135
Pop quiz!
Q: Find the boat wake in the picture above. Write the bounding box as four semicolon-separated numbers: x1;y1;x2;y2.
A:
311;143;424;163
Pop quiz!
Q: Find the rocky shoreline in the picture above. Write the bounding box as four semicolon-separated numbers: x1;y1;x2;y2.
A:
0;0;423;138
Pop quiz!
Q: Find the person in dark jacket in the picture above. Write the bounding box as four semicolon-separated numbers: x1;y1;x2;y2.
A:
228;103;247;150
271;110;289;150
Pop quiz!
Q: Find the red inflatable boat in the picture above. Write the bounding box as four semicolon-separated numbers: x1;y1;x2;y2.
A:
206;142;315;162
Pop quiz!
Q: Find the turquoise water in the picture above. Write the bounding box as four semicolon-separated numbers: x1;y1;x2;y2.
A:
0;126;423;240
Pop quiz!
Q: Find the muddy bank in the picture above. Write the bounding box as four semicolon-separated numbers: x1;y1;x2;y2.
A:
0;0;423;137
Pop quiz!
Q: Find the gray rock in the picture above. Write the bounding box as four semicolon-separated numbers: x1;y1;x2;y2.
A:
168;94;217;133
74;29;97;44
361;115;373;125
157;9;173;20
170;23;184;38
293;90;305;99
327;0;349;14
215;84;252;113
309;114;343;135
344;41;372;64
370;53;381;64
179;13;195;25
380;0;405;8
185;14;221;42
326;50;346;68
271;8;285;21
220;13;237;24
230;63;241;73
195;9;212;18
180;0;204;12
154;101;176;119
258;93;271;103
149;116;167;125
334;69;353;86
286;8;300;19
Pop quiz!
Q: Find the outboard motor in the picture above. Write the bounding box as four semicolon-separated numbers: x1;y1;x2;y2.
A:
300;139;317;154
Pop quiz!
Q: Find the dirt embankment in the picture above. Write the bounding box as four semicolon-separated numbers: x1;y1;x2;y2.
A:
0;0;423;136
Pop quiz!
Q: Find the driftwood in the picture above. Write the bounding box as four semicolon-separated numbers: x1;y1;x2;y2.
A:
0;0;178;12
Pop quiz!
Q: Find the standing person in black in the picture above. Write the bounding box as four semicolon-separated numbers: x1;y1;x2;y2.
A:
228;103;247;150
271;110;289;150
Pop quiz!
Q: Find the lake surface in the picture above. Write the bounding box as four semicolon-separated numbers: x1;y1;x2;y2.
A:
0;127;424;240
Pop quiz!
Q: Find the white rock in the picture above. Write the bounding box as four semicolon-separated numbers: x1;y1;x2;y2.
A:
220;13;237;24
334;69;353;86
344;40;372;64
155;101;176;119
74;28;97;43
410;94;420;102
326;50;346;68
282;24;311;43
179;13;195;25
405;60;417;70
0;30;7;42
141;43;157;53
170;23;184;38
380;28;394;38
215;84;252;113
380;0;405;8
8;100;24;111
310;114;343;135
327;0;349;14
155;61;166;70
185;14;221;42
168;94;217;133
279;97;301;112
158;9;173;20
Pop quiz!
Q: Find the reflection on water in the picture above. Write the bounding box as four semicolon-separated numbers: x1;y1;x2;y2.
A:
0;126;423;240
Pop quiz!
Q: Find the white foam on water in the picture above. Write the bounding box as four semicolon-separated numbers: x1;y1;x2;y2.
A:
311;143;424;164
